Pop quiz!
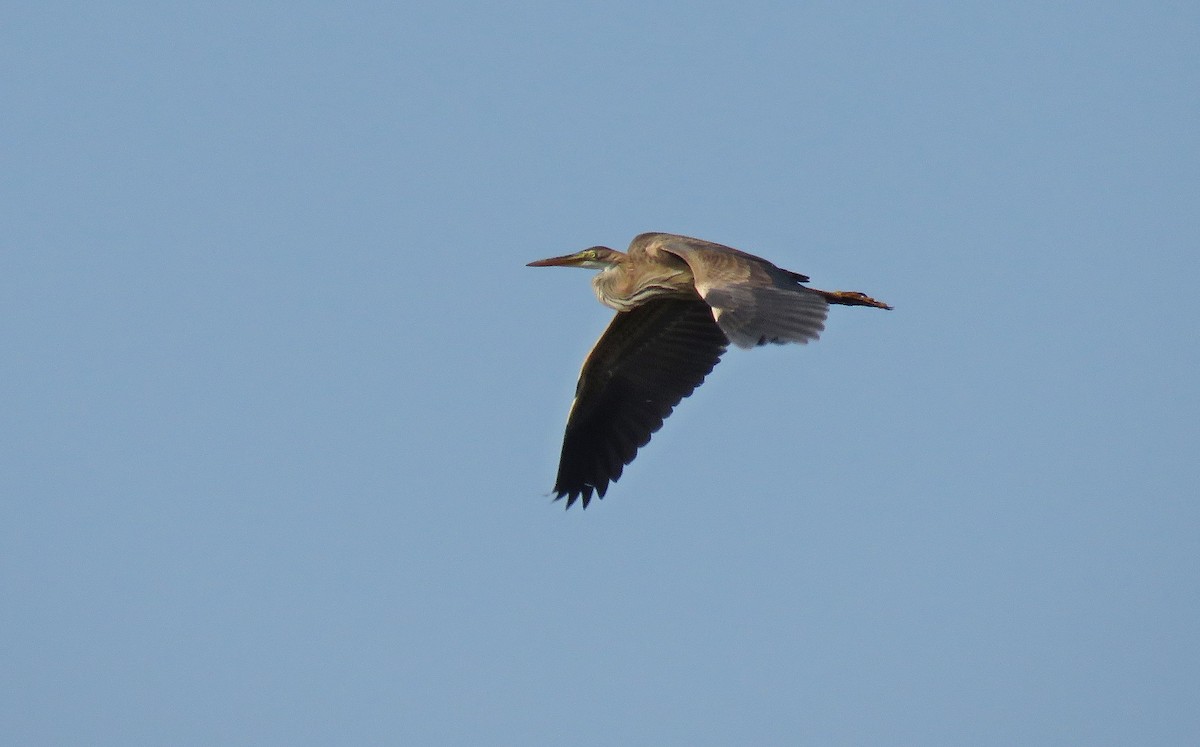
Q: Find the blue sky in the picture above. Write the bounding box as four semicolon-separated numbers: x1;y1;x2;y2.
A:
3;2;1198;744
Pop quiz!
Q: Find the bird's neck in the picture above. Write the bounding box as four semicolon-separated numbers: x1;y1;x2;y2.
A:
591;263;693;312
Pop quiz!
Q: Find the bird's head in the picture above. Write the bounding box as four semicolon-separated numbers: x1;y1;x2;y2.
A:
527;246;624;270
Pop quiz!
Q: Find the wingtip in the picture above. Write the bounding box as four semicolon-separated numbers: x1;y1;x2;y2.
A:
554;489;592;510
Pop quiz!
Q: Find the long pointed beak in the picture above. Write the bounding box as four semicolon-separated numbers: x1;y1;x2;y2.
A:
527;252;584;267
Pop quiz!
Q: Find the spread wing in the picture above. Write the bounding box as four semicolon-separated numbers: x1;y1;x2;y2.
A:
632;233;829;349
551;297;729;508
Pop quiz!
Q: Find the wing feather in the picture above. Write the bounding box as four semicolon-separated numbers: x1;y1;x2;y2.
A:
551;297;729;508
631;233;830;349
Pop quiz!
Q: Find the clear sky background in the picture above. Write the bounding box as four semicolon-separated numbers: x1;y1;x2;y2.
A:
3;2;1198;745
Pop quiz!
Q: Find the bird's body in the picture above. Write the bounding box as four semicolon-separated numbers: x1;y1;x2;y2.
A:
529;232;890;508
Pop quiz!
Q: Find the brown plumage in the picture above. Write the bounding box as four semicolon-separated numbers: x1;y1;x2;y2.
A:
528;232;890;508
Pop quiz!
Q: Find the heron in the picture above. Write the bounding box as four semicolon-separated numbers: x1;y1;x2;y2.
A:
528;232;890;509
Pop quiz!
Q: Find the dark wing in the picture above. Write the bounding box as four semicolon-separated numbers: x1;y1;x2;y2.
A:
631;233;829;349
551;297;729;508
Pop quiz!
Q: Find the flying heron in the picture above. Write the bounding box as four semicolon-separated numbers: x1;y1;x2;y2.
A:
529;232;890;509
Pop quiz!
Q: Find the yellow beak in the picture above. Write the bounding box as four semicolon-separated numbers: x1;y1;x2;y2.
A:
526;252;588;268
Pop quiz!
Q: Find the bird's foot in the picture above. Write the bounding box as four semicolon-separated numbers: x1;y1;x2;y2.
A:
818;290;893;310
